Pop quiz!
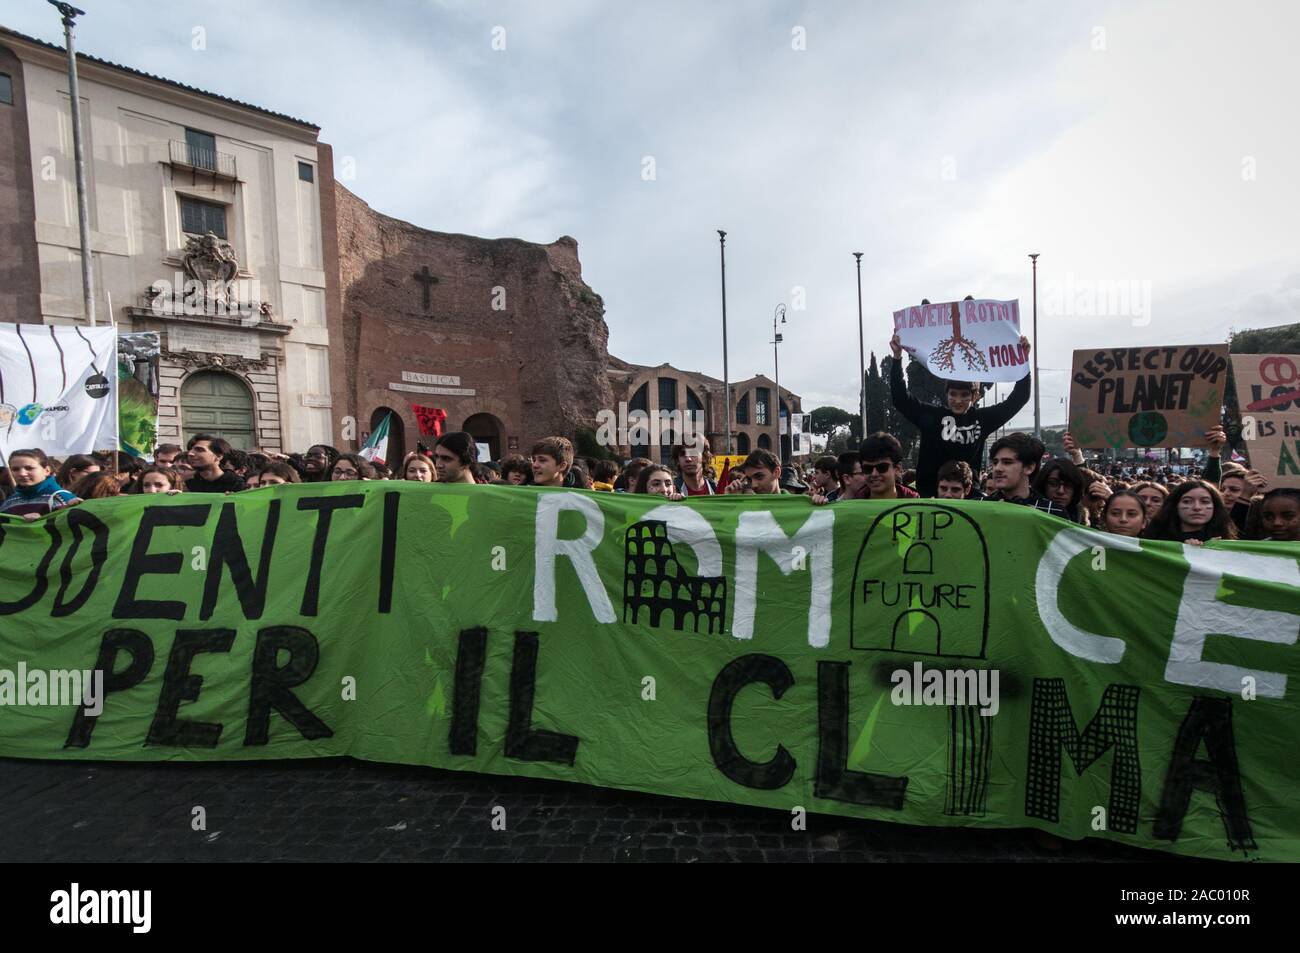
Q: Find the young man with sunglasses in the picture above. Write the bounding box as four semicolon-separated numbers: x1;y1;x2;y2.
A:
859;432;919;500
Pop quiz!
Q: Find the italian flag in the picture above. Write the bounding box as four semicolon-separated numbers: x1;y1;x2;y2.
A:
359;412;392;466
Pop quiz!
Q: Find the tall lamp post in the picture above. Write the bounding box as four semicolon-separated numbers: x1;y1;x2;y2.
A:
853;252;866;438
718;230;732;454
772;303;786;464
50;0;95;326
1029;253;1041;438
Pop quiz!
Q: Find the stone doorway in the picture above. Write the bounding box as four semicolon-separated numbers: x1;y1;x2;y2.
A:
463;412;503;462
180;369;256;449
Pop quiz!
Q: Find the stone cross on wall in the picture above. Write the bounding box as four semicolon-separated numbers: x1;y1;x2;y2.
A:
413;266;440;312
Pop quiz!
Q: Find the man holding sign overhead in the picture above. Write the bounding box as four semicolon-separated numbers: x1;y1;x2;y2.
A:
889;297;1032;498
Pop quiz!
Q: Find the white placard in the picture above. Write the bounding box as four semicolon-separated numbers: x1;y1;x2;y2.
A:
402;371;461;386
892;298;1027;383
0;323;118;460
168;325;262;360
389;382;476;397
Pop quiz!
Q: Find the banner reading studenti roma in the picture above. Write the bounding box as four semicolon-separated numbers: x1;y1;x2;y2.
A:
1069;344;1229;450
0;485;1296;862
892;299;1028;383
1232;353;1300;488
0;323;118;462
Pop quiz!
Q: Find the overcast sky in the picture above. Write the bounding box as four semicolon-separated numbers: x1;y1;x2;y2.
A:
8;0;1298;426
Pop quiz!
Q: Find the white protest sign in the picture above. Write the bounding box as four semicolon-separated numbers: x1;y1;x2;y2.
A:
892;299;1028;383
0;323;118;463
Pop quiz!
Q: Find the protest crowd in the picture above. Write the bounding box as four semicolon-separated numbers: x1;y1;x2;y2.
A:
4;327;1295;547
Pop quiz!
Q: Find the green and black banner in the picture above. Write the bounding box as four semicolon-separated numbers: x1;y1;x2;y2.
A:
1;484;1296;861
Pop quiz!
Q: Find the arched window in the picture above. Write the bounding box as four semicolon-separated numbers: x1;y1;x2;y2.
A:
629;382;650;459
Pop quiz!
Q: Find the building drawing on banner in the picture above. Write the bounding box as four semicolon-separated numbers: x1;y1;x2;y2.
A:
0;26;333;452
623;520;727;634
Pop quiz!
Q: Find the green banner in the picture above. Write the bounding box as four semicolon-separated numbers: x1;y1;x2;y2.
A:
1;484;1296;861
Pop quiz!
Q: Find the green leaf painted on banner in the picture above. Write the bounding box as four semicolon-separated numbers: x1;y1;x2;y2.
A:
848;692;888;769
426;676;447;721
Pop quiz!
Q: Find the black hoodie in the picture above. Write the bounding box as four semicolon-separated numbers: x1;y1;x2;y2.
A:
890;358;1031;498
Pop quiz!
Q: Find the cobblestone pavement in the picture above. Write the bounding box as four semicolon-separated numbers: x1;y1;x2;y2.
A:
0;756;1171;862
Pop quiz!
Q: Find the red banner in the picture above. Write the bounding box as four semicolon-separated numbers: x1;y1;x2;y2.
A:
411;404;447;437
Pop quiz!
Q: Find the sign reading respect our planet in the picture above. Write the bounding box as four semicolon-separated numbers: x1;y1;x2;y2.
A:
0;484;1296;861
892;299;1028;384
1232;353;1300;488
1068;344;1230;449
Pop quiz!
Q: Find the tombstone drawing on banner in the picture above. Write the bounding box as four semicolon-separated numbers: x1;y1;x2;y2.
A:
850;503;992;816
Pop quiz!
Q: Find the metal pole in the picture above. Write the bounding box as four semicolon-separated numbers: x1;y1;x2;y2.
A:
1030;252;1041;438
53;2;95;326
853;252;866;438
773;303;785;465
718;230;732;455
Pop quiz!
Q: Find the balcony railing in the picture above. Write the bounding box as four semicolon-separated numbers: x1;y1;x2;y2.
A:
168;139;237;179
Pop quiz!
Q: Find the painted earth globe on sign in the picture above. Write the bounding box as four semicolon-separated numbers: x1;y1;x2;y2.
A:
1128;411;1168;446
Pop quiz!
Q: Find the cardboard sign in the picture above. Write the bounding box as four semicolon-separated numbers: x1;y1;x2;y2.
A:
892;299;1027;383
1068;344;1228;449
1232;354;1300;488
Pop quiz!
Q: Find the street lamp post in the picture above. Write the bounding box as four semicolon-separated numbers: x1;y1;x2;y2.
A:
1030;252;1041;438
50;0;95;326
718;230;732;454
853;252;866;438
773;303;786;464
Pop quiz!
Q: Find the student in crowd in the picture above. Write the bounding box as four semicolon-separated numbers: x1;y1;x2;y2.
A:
1258;488;1300;542
569;461;593;490
888;325;1032;497
779;465;808;494
132;465;185;494
591;459;619;491
981;433;1069;516
529;436;573;488
859;432;919;500
724;449;783;494
1100;489;1148;538
810;455;841;501
1077;467;1112;524
1131;481;1168;523
635;463;684;499
71;472;122;499
399;451;437;482
614;457;653;492
1034;458;1091;524
934;459;974;500
433;432;479;484
184;435;246;493
1;449;79;518
57;454;100;490
254;462;301;487
299;445;340;483
499;455;531;485
1144;480;1236;544
673;441;717;496
330;453;376;481
153;443;183;467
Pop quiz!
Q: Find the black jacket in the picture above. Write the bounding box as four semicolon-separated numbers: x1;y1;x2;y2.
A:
890;358;1031;497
